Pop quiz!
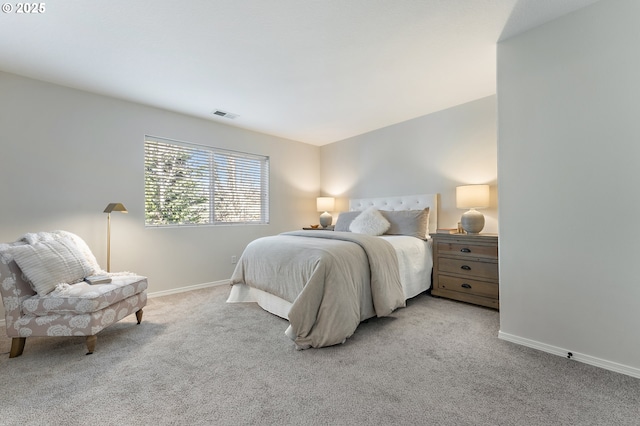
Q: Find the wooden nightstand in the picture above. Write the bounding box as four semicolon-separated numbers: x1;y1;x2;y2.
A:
431;233;499;309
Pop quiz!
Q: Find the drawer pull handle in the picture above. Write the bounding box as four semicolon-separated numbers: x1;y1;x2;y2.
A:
460;248;471;253
461;283;472;289
461;265;471;271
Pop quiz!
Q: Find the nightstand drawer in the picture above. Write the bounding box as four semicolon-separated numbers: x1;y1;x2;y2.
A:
437;275;499;299
436;242;497;259
438;257;498;280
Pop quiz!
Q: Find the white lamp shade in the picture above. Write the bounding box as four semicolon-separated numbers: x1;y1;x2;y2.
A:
316;197;335;212
456;185;490;209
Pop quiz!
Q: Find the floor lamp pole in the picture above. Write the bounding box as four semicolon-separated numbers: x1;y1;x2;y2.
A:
103;202;127;273
106;212;111;272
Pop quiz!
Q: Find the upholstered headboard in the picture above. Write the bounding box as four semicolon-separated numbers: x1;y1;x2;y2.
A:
349;194;438;234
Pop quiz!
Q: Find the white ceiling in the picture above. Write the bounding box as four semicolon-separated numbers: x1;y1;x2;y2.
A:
0;0;599;145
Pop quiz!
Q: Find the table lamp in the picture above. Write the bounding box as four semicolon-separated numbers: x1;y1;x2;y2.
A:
316;197;335;228
456;185;490;234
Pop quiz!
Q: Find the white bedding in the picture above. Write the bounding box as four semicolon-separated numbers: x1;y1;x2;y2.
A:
381;235;433;299
227;193;438;348
226;235;433;320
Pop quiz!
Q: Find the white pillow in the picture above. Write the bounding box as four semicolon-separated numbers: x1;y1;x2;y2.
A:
18;230;102;274
9;237;94;295
349;207;390;236
53;230;103;274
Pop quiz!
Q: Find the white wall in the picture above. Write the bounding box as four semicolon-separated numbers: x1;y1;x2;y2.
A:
0;71;320;319
497;0;640;376
320;96;498;233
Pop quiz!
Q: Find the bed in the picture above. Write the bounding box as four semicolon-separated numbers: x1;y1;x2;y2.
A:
227;194;438;349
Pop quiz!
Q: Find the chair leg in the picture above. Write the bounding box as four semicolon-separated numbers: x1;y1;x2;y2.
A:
86;335;97;355
9;337;26;358
135;309;143;324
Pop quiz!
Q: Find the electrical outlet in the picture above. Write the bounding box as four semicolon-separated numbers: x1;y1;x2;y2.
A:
231;255;237;264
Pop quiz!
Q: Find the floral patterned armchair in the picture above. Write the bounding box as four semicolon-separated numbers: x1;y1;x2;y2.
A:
0;231;147;357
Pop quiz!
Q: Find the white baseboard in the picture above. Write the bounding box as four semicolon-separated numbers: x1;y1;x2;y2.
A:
147;279;229;299
498;330;640;379
0;280;230;331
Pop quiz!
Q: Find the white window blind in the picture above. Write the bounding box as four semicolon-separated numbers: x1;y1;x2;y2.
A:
144;136;269;226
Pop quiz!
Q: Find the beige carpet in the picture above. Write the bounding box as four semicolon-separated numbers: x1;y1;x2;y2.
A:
1;285;638;425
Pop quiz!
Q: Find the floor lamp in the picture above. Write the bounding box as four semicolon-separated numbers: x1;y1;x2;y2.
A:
104;203;128;272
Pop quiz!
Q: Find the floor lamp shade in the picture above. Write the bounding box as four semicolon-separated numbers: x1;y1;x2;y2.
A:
456;185;490;234
316;197;335;228
104;203;128;272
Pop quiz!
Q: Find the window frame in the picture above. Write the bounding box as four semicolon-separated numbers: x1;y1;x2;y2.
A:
144;135;270;228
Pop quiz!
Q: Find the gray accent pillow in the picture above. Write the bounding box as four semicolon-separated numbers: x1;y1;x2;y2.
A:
381;208;430;239
334;211;361;232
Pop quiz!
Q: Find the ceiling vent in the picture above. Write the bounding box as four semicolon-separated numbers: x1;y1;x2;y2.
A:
212;109;239;120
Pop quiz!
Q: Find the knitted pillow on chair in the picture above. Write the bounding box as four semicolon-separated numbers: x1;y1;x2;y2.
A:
8;237;94;296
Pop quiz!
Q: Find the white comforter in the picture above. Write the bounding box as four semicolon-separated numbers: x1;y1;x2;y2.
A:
228;231;432;349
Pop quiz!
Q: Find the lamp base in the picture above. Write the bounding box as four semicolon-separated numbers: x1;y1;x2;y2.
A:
320;212;333;228
461;209;485;234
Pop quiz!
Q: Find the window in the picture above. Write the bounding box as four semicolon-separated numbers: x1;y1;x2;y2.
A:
144;136;269;226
